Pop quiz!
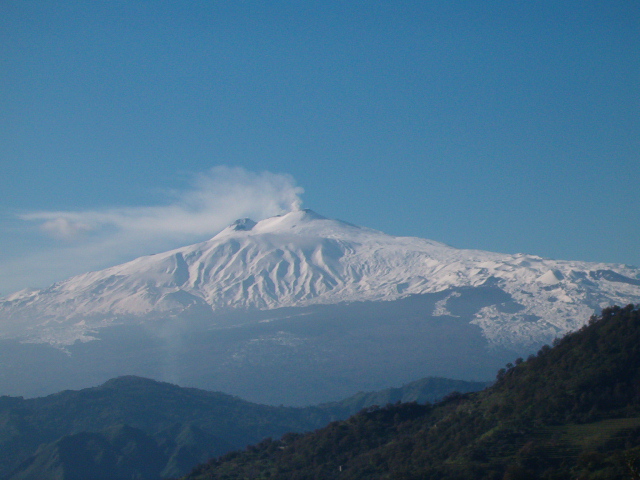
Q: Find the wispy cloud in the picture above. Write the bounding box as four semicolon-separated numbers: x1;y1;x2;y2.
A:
1;167;304;295
22;166;303;240
39;217;96;240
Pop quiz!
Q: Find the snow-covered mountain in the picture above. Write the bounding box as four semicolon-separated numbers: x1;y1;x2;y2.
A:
2;209;640;348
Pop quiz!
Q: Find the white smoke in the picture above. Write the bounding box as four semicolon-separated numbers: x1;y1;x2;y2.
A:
2;167;304;294
23;167;304;240
39;217;96;240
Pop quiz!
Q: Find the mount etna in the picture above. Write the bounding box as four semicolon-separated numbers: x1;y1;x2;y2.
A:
1;209;639;405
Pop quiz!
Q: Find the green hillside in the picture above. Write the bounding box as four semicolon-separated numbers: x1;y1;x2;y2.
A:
0;376;317;479
184;304;640;480
0;372;482;479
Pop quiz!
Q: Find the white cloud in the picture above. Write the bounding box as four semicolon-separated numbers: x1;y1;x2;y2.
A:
40;217;95;240
23;167;304;240
1;167;304;294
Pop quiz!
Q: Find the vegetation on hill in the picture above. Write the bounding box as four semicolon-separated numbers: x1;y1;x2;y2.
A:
0;373;481;480
319;377;488;419
184;304;640;480
0;376;317;480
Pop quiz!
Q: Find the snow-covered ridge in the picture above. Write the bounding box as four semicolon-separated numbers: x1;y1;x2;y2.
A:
2;209;640;346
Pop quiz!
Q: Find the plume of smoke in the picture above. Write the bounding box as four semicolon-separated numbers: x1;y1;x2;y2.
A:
3;167;304;294
40;218;95;240
23;167;304;240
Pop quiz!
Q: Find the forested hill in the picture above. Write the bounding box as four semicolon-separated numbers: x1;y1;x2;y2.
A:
0;375;483;480
184;304;640;480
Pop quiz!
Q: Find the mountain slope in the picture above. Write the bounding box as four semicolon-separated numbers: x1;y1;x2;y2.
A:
0;210;640;344
2;209;639;348
2;209;640;404
0;374;483;480
0;376;309;479
319;377;489;419
184;304;640;480
8;425;168;480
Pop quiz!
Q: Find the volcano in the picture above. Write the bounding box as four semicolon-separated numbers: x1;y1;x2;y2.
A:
1;209;639;404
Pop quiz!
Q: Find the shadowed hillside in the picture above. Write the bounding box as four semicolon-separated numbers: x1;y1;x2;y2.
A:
0;374;483;480
184;304;640;480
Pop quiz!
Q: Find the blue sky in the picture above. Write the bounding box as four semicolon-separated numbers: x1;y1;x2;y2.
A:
1;1;639;295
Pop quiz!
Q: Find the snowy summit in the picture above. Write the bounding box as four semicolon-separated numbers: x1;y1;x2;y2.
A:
1;209;640;347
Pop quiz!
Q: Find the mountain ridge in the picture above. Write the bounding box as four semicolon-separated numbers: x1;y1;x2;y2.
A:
183;304;640;480
2;209;639;348
0;374;485;480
